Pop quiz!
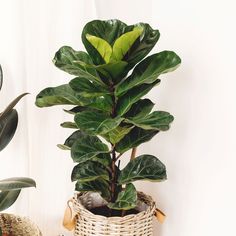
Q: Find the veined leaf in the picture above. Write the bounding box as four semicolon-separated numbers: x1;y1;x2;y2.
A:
116;127;158;154
71;161;109;182
116;51;181;97
118;155;167;184
75;178;110;200
116;80;160;116
71;134;109;164
69;77;110;97
108;183;137;210
60;122;78;129
86;34;112;63
92;153;111;167
0;109;18;152
53;46;104;86
0;177;36;191
101;125;133;144
125;99;154;118
74;111;123;135
0;190;21;211
111;27;143;61
126;111;174;131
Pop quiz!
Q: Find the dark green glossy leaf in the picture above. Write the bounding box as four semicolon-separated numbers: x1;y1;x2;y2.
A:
92;153;111;167
118;155;167;184
0;190;21;211
108;183;137;210
101;125;133;144
0;177;36;191
125;99;154;118
0;109;18;151
116;80;160;116
71;161;109;182
69;77;110;97
75;178;110;200
0;65;3;91
64;130;83;148
53;46;104;85
115;127;158;154
126;111;174;131
71;133;109;164
82;19;129;65
116;51;181;97
60;122;78;129
74;111;123;135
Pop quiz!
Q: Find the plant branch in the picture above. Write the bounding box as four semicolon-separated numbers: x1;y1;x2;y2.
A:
130;147;137;160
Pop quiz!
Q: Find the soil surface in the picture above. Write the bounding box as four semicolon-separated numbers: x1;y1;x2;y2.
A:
90;205;139;217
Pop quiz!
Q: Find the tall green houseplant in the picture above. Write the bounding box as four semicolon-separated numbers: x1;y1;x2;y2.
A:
36;19;181;214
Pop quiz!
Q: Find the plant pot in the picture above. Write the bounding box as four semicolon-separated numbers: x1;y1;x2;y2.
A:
0;213;42;236
72;191;156;236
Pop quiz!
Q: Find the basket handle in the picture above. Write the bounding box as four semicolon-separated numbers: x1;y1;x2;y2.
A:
63;199;76;231
154;208;166;224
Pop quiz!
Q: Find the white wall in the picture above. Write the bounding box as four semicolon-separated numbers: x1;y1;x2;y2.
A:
0;0;236;235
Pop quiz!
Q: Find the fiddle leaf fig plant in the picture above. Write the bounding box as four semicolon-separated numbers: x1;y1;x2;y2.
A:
35;19;181;215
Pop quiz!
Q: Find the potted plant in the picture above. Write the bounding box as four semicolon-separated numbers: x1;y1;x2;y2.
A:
35;19;181;235
0;65;40;236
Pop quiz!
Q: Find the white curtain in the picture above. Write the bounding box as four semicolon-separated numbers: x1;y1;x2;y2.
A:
1;0;236;235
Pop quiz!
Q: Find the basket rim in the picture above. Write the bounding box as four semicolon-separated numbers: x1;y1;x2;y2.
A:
72;191;156;221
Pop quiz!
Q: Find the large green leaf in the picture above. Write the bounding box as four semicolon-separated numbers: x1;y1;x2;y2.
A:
116;51;181;97
86;34;112;63
71;133;110;164
116;80;160;116
101;125;133;144
75;178;110;200
74;111;123;135
0;177;36;191
0;190;21;211
71;161;109;182
118;155;167;184
53;46;104;86
126;111;174;131
69;77;110;97
115;127;158;154
108;183;137;210
0;109;18;151
35;84;87;107
125;99;154;118
82;19;129;65
111;27;143;62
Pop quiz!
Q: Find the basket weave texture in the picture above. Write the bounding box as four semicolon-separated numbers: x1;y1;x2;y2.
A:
73;192;156;236
0;213;42;236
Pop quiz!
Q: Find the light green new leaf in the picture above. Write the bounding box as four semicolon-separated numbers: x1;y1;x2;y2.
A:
71;134;109;164
0;190;21;211
102;125;133;144
118;155;167;184
115;127;158;154
111;27;143;61
69;77;110;97
74;111;123;135
116;51;181;97
71;161;109;182
126;111;174;131
0;177;36;191
86;34;112;63
108;183;137;210
75;178;110;200
53;46;104;86
116;80;160;116
125;99;154;118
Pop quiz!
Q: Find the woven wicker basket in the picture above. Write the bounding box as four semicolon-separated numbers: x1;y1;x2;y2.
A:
0;213;42;236
72;192;156;236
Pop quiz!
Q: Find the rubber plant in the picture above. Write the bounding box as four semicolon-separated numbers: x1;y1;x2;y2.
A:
0;65;36;236
35;20;181;215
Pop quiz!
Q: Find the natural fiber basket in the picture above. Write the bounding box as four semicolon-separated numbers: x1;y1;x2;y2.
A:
0;213;42;236
72;191;156;236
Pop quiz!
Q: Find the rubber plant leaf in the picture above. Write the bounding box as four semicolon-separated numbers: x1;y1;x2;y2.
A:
0;177;36;191
118;155;167;184
0;190;21;212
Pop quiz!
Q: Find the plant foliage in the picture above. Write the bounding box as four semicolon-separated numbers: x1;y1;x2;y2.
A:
35;19;181;213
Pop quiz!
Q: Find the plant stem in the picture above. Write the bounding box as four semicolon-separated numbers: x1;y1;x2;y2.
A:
111;145;116;203
130;147;137;160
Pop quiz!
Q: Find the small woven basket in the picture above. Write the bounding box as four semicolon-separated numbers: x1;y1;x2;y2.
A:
0;213;42;236
73;192;156;236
